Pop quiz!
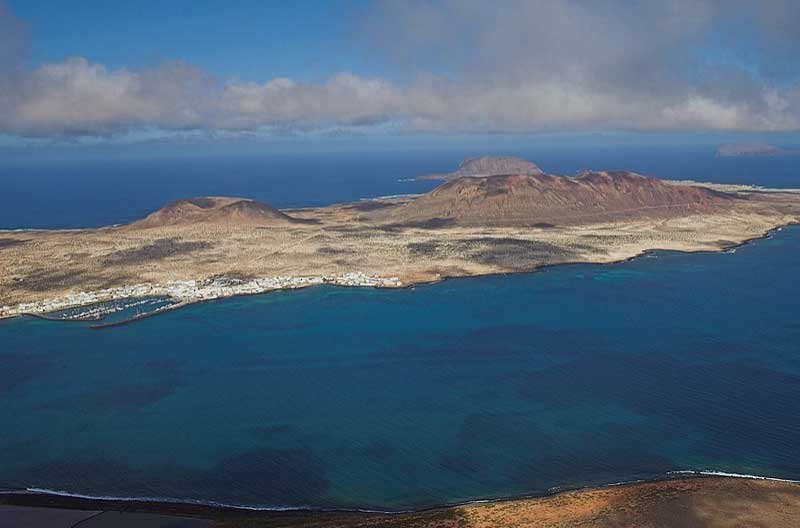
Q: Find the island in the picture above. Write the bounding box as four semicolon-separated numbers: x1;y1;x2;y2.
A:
2;158;800;323
716;143;800;157
414;155;544;181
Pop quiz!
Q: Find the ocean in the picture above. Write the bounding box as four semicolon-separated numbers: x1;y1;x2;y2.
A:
0;146;799;510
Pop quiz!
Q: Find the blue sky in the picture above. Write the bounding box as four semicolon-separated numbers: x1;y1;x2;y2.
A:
9;0;375;82
0;0;799;154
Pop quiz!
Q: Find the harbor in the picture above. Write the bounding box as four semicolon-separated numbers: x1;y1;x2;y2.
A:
0;272;403;324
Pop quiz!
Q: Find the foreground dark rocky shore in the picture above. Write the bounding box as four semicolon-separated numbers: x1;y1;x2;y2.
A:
3;475;800;527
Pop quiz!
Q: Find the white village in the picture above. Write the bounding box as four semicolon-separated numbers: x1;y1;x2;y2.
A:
0;272;403;322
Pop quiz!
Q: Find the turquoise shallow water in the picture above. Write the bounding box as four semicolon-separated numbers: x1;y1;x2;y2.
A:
1;226;799;510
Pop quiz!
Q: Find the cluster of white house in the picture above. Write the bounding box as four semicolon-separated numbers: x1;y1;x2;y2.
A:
0;272;403;319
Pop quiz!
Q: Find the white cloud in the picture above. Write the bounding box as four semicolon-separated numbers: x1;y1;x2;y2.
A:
0;1;799;138
219;73;402;129
16;59;158;129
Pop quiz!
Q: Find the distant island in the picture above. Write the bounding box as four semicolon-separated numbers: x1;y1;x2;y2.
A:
414;155;544;181
716;143;800;157
2;156;799;323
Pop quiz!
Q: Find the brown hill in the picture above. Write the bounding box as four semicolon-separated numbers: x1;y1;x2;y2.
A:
375;171;735;227
128;196;297;229
418;156;544;181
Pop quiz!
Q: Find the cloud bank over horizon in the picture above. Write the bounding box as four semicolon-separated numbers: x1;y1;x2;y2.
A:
1;1;800;140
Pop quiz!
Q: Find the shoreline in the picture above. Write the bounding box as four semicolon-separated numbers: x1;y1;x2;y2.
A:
1;472;798;520
2;221;796;328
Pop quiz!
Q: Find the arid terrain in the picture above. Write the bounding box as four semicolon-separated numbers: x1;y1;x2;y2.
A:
3;476;800;527
1;161;799;317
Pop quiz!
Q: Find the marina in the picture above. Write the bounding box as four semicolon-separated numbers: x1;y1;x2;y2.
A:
0;272;403;325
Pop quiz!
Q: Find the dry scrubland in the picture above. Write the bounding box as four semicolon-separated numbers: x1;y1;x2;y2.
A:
0;180;799;311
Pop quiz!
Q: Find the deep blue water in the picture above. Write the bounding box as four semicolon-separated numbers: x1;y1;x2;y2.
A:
1;226;799;510
1;145;798;229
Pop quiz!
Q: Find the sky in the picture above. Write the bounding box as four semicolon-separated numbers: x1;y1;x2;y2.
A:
1;0;800;154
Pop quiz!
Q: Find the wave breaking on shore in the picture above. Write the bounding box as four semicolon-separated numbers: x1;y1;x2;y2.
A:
2;470;798;516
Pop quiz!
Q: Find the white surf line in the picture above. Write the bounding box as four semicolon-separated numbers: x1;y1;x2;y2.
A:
16;487;415;514
18;487;319;512
9;471;800;516
367;193;422;199
668;470;800;484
